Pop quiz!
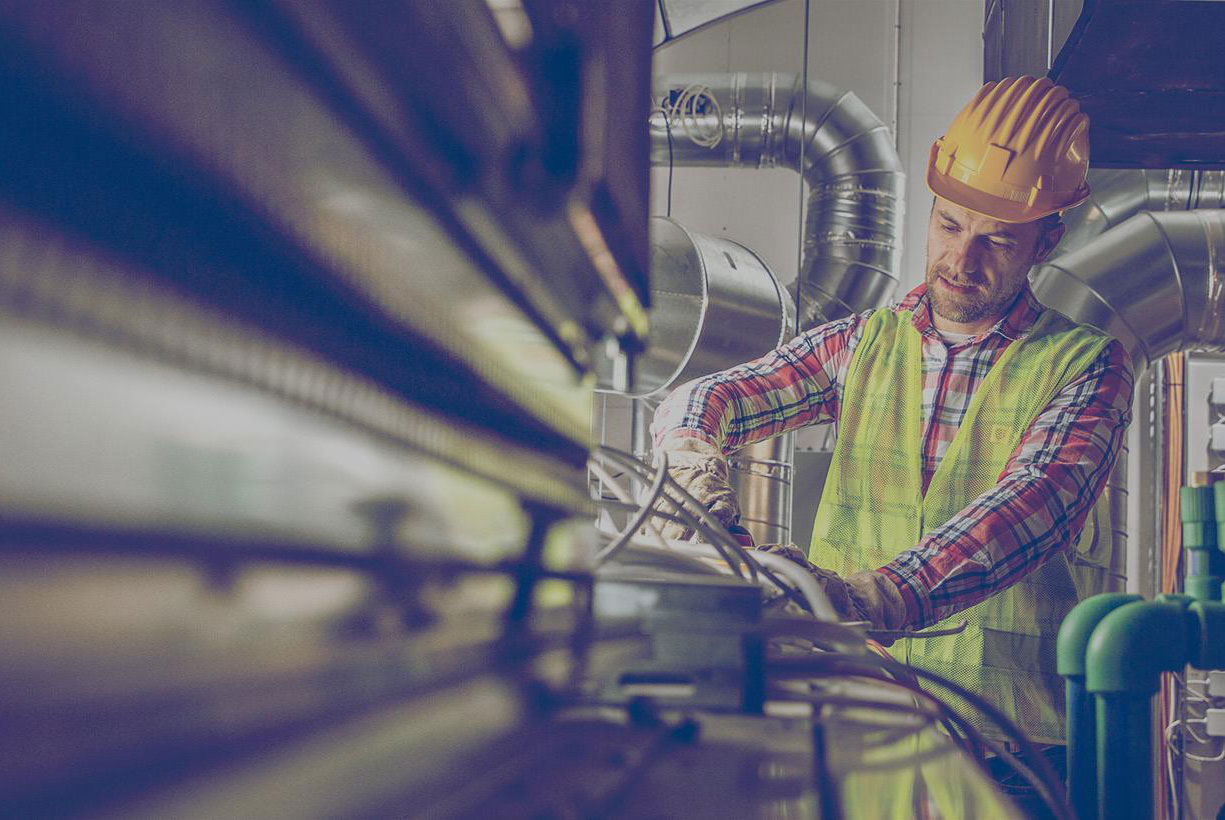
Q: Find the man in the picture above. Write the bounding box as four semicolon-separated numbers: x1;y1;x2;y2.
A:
650;76;1133;805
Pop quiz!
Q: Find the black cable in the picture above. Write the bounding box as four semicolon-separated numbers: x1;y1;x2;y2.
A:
795;0;811;341
664;112;674;218
768;654;1072;820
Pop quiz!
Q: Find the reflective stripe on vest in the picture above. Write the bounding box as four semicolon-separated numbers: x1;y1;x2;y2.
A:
809;306;1114;744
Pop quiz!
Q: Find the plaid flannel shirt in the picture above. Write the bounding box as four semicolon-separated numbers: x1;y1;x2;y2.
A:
651;283;1134;629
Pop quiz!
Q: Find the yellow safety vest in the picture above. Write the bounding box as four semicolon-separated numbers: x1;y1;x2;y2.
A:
810;306;1115;745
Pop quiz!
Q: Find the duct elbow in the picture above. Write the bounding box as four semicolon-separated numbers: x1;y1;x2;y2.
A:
1032;209;1225;372
1056;593;1143;680
650;72;904;329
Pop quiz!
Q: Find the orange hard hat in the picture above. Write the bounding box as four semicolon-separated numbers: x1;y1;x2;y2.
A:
927;76;1090;224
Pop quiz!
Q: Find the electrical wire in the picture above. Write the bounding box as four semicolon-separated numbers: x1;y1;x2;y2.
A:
795;0;811;340
596;445;756;581
1158;352;1185;817
592;446;844;618
771;682;987;773
753;548;839;620
665;110;673;218
595;451;668;564
588;458;668;550
767;653;1072;820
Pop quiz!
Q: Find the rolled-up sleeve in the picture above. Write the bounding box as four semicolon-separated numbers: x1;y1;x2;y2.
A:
650;313;865;454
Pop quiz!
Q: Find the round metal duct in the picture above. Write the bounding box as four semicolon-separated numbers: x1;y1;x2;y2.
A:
606;216;789;398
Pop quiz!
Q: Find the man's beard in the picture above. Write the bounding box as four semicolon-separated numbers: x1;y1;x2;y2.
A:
925;267;1023;325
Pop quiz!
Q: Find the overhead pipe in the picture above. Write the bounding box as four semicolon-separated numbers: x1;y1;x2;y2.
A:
650;72;905;329
1036;169;1225;370
1034;173;1225;596
1032;209;1225;373
1051;169;1225;258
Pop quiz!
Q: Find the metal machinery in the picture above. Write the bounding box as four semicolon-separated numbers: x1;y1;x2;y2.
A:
0;1;1062;817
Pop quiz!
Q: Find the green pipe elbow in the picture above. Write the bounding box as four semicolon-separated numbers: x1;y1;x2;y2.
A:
1189;600;1225;670
1057;593;1143;678
1085;600;1193;695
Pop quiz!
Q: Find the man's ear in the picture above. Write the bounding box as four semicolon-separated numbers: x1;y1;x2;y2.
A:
1034;222;1066;264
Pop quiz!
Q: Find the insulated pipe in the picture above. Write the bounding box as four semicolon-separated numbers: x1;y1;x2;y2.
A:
650;73;905;328
1078;594;1225;820
728;433;795;546
1051;169;1225;259
1031;209;1225;373
1034;171;1225;597
610;216;790;398
604;217;797;545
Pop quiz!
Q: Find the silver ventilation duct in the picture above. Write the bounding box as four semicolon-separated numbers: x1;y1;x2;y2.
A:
615;216;791;399
1053;169;1225;259
650;73;905;329
606;216;796;546
1034;209;1225;373
1032;170;1225;592
1034;209;1225;592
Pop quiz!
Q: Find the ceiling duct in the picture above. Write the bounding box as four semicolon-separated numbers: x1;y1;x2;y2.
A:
650;73;905;329
1033;209;1225;373
1030;168;1225;594
1052;169;1225;257
1048;0;1225;168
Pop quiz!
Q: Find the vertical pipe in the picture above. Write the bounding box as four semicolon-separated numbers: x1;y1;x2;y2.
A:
1057;592;1142;818
1066;678;1095;819
1097;694;1154;820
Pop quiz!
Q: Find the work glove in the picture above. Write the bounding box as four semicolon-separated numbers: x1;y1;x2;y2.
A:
650;433;740;542
755;543;908;633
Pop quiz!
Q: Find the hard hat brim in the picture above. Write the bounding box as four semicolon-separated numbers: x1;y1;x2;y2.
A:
927;156;1090;224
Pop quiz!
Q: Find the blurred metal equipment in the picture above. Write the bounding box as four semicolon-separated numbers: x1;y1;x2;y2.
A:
650;72;905;328
0;0;652;433
592;567;765;710
609;216;790;398
0;0;657;814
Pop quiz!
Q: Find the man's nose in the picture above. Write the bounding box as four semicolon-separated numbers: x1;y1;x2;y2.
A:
946;236;980;276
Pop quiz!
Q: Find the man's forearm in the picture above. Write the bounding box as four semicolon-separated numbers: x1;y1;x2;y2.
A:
650;314;861;453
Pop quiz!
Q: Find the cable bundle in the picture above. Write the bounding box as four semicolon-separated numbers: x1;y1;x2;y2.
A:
649;84;724;149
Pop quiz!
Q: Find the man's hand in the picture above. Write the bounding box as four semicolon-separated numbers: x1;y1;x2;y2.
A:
651;434;739;541
755;543;908;634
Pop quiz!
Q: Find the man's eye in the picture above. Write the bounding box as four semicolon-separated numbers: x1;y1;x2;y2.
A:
989;239;1015;250
941;223;959;233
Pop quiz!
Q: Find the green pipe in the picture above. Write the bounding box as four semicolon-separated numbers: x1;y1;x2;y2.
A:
1085;600;1190;819
1062;589;1225;819
1096;694;1154;820
1186;485;1222;601
1056;593;1142;820
1189;600;1225;670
